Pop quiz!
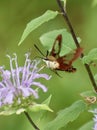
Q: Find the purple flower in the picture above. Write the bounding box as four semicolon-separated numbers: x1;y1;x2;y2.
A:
93;115;97;130
91;109;97;130
0;53;51;107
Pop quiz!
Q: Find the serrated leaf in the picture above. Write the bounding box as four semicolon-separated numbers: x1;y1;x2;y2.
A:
18;10;58;45
40;29;81;56
78;121;94;130
44;100;87;130
82;48;97;64
28;103;53;112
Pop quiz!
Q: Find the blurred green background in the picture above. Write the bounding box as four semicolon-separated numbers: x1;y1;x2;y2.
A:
0;0;97;130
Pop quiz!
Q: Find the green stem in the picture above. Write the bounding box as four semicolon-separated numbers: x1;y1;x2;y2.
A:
56;0;97;92
24;112;40;130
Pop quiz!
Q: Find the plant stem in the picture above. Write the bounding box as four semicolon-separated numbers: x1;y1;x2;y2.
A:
24;111;40;130
56;0;97;92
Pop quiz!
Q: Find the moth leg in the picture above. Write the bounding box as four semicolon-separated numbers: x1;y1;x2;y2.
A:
52;69;62;78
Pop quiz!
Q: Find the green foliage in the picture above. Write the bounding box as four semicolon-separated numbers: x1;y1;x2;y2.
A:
1;1;97;130
40;29;81;56
29;95;53;112
78;121;94;130
18;10;58;45
28;103;53;112
44;100;87;130
81;91;97;110
82;48;97;64
33;95;53;122
81;90;97;97
0;96;52;116
42;95;52;105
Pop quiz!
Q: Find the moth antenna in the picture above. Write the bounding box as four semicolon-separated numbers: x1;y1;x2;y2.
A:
34;56;43;59
34;44;45;57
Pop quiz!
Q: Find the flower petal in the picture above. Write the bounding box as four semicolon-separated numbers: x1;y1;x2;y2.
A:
32;82;47;92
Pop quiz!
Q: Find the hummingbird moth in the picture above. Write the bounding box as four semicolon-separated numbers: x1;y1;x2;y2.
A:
34;34;82;74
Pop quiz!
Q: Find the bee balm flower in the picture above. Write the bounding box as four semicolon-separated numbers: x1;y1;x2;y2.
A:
0;53;51;107
92;109;97;130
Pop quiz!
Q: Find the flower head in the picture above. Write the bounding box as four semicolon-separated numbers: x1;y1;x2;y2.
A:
0;53;51;107
91;109;97;130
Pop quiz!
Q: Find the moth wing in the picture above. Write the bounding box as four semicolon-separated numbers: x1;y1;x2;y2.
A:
68;47;83;65
50;34;62;57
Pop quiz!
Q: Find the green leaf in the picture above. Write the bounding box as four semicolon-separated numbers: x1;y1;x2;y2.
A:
0;106;26;115
82;48;97;64
44;100;87;130
28;95;53;112
28;103;53;112
42;95;52;105
80;90;97;97
16;108;25;114
34;95;53;122
0;108;16;115
18;10;58;45
78;121;94;130
0;103;52;115
40;29;81;56
0;96;52;116
80;91;97;110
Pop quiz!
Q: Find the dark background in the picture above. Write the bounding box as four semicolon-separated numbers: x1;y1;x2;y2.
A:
0;0;97;130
